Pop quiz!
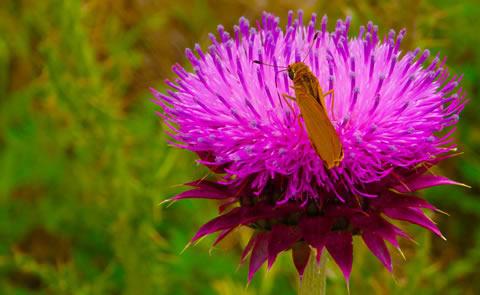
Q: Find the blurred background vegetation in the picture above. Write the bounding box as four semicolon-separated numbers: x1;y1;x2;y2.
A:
0;0;479;294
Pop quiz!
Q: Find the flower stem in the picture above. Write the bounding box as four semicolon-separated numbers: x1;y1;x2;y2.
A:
298;250;327;295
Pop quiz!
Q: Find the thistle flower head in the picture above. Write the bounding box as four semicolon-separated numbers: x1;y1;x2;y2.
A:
153;11;466;281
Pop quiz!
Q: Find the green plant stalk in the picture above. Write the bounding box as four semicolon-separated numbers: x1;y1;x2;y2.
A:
298;250;327;295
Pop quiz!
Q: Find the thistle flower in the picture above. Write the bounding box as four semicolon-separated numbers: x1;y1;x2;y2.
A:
152;11;467;282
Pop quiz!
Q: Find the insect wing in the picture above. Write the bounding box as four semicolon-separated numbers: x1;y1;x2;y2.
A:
297;91;343;169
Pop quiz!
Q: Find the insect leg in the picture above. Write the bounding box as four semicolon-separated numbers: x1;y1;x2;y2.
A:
324;89;335;120
281;93;297;113
281;93;303;127
283;93;296;101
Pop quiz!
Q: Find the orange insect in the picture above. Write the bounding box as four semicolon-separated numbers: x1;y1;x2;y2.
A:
284;61;344;169
255;34;343;169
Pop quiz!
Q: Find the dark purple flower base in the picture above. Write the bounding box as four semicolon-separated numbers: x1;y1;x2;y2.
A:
171;158;462;282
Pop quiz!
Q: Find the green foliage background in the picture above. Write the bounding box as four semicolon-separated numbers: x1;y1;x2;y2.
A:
0;0;479;294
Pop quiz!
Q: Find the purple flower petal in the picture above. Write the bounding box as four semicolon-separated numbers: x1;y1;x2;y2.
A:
267;224;301;268
394;174;465;193
352;214;404;248
192;202;296;244
191;207;244;243
383;207;444;238
292;242;311;278
171;188;231;201
362;231;392;271
326;232;353;280
241;234;258;263
248;232;269;281
372;191;438;211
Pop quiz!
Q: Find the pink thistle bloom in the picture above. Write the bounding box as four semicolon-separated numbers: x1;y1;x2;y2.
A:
152;11;467;282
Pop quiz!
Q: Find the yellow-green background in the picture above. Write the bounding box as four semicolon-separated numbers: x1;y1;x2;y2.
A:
1;0;479;294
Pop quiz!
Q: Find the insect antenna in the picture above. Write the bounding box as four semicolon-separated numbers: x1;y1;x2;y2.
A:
253;60;288;90
253;60;287;68
302;32;320;63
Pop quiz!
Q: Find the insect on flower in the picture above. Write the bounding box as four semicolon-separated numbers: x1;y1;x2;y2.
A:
153;10;468;284
254;33;344;169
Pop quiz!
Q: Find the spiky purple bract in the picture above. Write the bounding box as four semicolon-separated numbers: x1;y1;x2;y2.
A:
153;11;466;282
